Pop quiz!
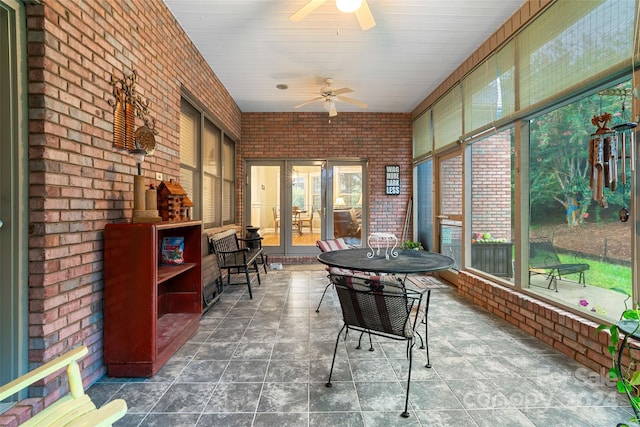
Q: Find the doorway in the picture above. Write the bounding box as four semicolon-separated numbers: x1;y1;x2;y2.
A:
246;160;366;256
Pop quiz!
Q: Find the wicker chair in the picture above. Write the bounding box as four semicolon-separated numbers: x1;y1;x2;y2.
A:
325;273;431;418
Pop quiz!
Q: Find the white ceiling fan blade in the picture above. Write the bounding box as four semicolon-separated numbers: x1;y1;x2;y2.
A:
337;95;368;109
332;87;353;96
289;0;327;22
294;96;324;108
354;0;376;31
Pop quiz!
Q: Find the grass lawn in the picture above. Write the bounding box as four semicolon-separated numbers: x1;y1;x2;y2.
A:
558;253;632;295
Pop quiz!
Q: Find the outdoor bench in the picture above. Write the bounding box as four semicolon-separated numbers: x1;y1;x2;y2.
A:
208;229;267;299
0;345;127;426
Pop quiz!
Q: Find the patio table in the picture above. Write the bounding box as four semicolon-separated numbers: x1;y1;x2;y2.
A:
317;248;454;276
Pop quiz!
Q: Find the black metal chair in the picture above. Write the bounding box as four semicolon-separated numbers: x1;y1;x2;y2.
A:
325;273;431;418
315;238;370;313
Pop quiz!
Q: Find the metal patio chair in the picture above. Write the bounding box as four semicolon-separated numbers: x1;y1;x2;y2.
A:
325;273;431;418
315;238;368;313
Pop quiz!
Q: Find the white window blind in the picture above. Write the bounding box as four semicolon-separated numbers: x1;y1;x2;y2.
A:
222;136;235;224
433;85;462;150
179;101;198;168
222;181;232;223
203;120;220;176
202;174;217;225
179;168;194;202
519;0;633;111
222;137;234;181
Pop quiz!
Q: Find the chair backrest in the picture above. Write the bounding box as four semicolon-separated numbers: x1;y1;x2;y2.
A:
316;238;350;252
272;206;279;220
529;240;562;268
329;274;414;338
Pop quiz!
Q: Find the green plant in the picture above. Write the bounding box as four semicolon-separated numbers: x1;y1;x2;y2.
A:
597;288;640;426
402;240;424;250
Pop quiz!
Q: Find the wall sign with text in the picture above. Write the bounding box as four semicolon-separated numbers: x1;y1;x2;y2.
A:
385;165;400;195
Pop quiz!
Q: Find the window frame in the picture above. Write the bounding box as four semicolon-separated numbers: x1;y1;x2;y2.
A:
180;95;236;229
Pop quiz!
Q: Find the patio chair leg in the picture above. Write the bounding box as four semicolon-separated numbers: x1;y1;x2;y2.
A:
424;290;431;368
326;324;347;388
401;341;414;418
316;282;333;313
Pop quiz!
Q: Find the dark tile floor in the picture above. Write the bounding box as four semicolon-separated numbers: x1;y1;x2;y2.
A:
88;265;634;426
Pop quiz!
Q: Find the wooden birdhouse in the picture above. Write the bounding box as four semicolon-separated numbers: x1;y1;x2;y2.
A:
157;179;193;221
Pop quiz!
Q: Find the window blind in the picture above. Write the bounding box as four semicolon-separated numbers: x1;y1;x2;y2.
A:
413;110;431;158
202;175;216;225
179;101;198;168
433;85;462;150
518;0;633;110
203;119;220;176
463;41;515;134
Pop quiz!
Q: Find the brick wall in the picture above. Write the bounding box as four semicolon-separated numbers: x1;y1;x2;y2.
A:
457;271;612;376
471;133;512;240
439;154;462;216
5;1;242;423
240;112;413;238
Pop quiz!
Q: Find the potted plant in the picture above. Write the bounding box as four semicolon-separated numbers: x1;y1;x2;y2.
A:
597;289;640;427
402;240;424;251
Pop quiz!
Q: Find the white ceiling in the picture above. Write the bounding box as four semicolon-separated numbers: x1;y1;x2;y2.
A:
163;0;526;115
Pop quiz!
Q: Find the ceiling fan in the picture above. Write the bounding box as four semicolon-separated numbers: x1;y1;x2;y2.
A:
289;0;376;31
294;78;368;117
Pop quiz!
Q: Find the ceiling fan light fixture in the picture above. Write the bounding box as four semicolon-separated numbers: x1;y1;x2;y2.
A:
336;0;362;14
323;98;338;116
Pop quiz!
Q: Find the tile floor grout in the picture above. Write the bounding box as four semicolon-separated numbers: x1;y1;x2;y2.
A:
87;266;635;427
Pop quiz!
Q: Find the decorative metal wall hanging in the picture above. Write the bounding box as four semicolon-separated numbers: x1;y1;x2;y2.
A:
109;70;158;165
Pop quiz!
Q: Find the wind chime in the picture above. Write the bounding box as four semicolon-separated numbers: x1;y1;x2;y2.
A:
588;90;637;221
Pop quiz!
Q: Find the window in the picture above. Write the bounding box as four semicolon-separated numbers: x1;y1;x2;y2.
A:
469;128;515;279
528;81;632;321
180;97;235;228
222;135;235;224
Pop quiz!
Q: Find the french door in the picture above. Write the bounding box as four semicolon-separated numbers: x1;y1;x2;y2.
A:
246;160;366;256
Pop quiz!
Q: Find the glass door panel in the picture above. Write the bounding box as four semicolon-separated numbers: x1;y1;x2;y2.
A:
415;160;433;251
331;164;363;246
248;164;281;250
290;163;323;250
